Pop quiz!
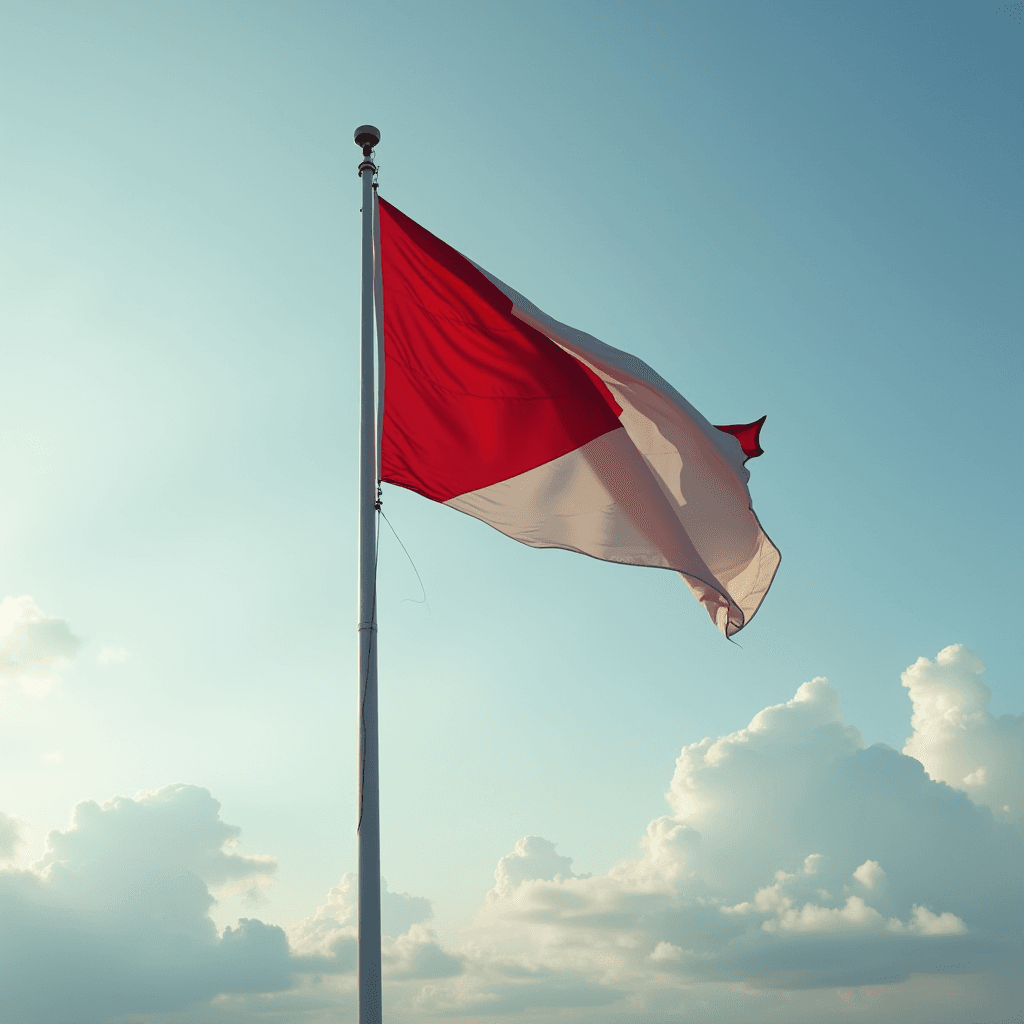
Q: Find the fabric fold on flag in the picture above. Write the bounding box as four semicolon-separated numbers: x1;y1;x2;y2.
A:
376;196;780;636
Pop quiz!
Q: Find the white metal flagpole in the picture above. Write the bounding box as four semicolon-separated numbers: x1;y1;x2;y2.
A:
354;123;382;1024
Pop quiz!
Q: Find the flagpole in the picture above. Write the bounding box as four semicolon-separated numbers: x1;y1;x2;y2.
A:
354;123;382;1024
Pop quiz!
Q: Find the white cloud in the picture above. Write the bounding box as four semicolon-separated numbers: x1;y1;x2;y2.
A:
902;904;969;936
767;894;966;937
802;853;823;875
2;646;1021;1024
0;785;290;1023
489;835;583;900
446;652;1022;1013
0;595;83;695
385;922;463;981
285;874;356;964
382;877;435;937
721;867;967;938
852;859;885;889
650;940;684;961
34;784;277;887
281;870;467;1009
96;646;129;664
285;872;439;965
902;645;1024;826
769;894;886;933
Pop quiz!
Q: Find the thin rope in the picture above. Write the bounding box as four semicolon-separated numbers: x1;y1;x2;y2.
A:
379;505;430;611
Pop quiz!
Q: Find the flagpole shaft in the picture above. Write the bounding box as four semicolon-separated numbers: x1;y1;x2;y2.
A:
355;126;382;1024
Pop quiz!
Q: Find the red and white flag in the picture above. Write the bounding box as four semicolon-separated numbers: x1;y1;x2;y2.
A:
376;198;780;636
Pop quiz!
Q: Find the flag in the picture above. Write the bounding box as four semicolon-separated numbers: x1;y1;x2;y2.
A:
376;198;780;636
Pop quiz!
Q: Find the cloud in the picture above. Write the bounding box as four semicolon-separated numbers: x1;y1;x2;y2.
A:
734;867;967;937
287;875;459;981
96;646;129;664
0;811;23;860
852;859;884;889
2;646;1021;1024
437;653;1023;1015
489;835;584;899
35;784;277;887
385;923;463;980
284;874;357;974
381;877;435;937
0;784;290;1024
0;595;83;695
902;645;1024;826
650;940;684;961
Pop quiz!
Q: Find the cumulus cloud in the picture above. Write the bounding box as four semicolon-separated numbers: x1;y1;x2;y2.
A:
3;646;1022;1024
902;645;1024;826
0;785;290;1024
287;874;459;983
489;835;584;899
385;923;463;981
852;859;885;889
729;866;966;937
650;940;684;961
285;874;357;964
34;784;277;887
432;654;1023;1017
0;595;83;694
382;877;435;937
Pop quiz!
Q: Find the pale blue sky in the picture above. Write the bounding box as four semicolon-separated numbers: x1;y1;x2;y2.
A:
1;3;1021;1022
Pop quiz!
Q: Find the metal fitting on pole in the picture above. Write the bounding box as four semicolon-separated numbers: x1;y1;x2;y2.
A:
355;125;381;174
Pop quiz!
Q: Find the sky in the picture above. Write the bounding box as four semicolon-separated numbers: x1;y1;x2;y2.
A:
0;1;1021;1022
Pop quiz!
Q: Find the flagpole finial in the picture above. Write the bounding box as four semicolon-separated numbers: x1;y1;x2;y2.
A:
354;124;381;158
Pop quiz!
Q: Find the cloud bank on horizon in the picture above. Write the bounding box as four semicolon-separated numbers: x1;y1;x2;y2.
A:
0;645;1020;1023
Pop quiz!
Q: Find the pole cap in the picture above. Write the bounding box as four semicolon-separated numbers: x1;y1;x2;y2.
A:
354;125;381;149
